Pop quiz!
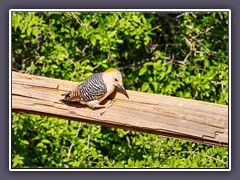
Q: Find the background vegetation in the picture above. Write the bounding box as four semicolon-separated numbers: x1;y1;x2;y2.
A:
11;11;229;168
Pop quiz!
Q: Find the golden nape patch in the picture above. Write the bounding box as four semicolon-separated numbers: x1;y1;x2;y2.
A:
105;68;116;73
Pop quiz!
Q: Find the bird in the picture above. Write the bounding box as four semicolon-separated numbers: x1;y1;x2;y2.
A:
62;68;129;115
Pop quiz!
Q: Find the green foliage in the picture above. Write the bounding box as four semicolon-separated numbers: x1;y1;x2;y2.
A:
11;11;229;168
12;114;228;168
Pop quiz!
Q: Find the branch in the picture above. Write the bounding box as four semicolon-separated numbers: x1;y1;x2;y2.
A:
12;71;228;147
67;122;82;159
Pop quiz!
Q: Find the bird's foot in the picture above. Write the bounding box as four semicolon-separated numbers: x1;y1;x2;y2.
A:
100;99;115;116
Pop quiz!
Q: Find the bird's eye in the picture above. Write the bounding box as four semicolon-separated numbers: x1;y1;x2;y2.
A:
115;78;118;81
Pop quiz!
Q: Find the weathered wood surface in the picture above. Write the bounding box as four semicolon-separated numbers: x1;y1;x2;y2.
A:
12;71;228;147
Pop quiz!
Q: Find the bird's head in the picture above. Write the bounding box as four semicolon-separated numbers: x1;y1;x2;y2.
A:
104;68;129;99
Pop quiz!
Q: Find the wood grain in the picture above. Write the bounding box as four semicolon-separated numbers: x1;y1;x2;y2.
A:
12;71;228;147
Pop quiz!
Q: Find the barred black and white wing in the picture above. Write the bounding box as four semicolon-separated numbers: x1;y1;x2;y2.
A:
62;72;107;103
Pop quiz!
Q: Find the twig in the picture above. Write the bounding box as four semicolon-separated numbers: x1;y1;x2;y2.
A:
69;53;93;80
184;36;193;48
71;12;87;31
67;122;82;159
92;56;114;71
149;24;162;32
205;155;228;164
182;51;192;64
22;57;30;63
126;136;131;148
77;44;90;54
25;60;34;74
77;53;93;63
221;82;228;104
86;125;91;150
164;51;191;66
221;83;225;95
183;32;214;55
125;130;132;148
190;12;197;20
157;139;163;162
172;150;196;155
176;12;187;19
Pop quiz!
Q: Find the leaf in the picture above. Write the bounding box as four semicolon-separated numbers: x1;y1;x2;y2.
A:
70;27;75;37
141;82;150;92
139;67;147;76
51;64;58;69
166;64;172;74
42;139;51;144
144;36;151;45
12;155;24;167
159;72;165;80
132;15;140;23
116;39;123;43
21;140;29;145
90;34;96;45
155;51;165;60
173;147;182;151
153;60;162;71
128;158;134;166
141;15;147;24
83;72;93;79
183;91;191;98
101;63;108;69
108;31;117;38
95;34;102;40
152;82;158;92
27;27;32;36
36;142;44;148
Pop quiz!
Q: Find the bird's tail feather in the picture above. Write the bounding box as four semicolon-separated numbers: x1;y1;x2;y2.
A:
60;91;71;103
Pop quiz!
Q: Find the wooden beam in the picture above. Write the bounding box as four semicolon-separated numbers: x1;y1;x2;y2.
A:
12;71;228;147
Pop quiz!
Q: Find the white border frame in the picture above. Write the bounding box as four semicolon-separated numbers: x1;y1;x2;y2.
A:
9;9;231;171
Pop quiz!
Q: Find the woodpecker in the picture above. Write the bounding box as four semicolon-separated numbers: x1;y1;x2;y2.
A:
62;68;129;115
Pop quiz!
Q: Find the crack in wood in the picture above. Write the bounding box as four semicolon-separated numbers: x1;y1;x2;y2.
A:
202;130;227;141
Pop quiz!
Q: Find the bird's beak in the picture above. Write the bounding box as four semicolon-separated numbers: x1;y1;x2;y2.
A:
117;82;129;99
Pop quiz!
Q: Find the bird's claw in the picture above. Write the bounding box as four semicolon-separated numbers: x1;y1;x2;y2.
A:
100;99;115;116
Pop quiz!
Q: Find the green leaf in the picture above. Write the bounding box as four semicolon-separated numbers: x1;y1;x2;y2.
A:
51;64;58;69
95;34;102;40
166;64;172;74
36;142;44;148
116;39;123;43
83;72;93;78
27;27;32;36
155;51;165;60
152;82;158;92
90;34;96;45
107;31;117;38
42;139;51;144
12;155;24;167
141;82;150;92
144;36;151;45
139;67;147;76
173;146;182;151
21;140;29;145
159;72;165;80
132;15;140;23
70;27;74;36
153;60;162;71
